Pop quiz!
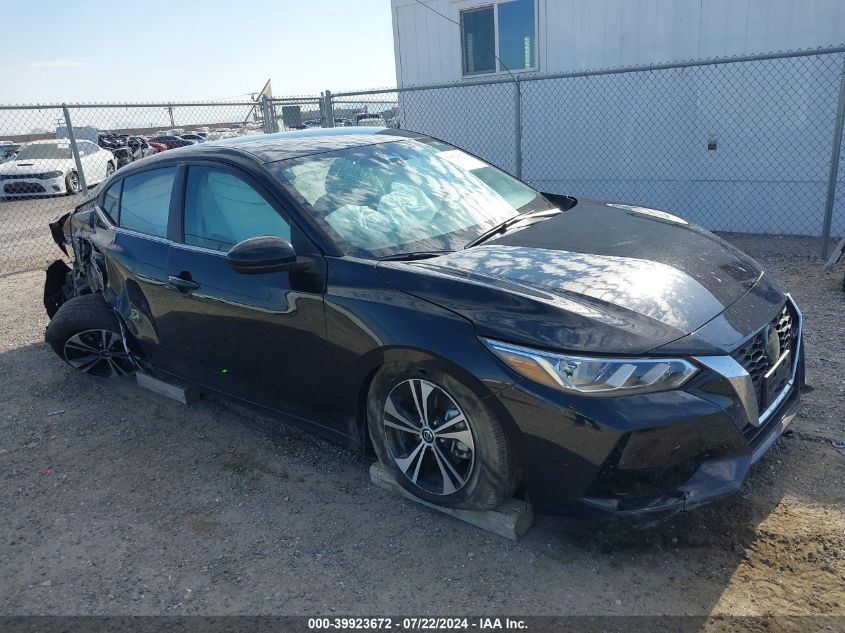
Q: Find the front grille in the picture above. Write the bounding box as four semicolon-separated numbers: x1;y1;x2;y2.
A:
0;173;52;181
3;182;45;194
731;301;798;416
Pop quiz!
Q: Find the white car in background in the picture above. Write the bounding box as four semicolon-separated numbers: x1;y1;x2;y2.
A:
0;139;115;198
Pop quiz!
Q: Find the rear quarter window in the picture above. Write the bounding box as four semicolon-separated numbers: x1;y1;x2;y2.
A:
102;180;122;223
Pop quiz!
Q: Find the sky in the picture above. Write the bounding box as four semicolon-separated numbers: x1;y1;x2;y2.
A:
0;0;398;104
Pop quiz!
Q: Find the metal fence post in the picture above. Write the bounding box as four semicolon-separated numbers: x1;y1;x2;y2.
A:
62;104;88;195
270;100;279;133
323;90;335;128
260;95;273;134
821;54;845;259
513;77;522;180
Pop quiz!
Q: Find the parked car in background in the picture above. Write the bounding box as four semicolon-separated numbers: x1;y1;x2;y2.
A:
127;136;157;162
354;113;384;126
98;133;132;169
302;118;353;129
205;129;238;141
0;139;114;197
42;128;804;523
147;135;194;150
0;141;21;163
145;139;168;153
180;133;206;143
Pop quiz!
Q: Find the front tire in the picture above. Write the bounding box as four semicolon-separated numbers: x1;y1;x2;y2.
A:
368;363;518;510
45;294;135;378
65;170;80;195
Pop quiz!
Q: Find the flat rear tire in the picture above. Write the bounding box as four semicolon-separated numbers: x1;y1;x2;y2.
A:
45;294;135;378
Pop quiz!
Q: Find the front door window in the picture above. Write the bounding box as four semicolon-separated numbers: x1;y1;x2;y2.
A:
184;166;291;251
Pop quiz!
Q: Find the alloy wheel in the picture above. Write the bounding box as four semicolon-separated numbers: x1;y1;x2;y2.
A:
68;171;79;193
383;378;475;495
63;329;134;377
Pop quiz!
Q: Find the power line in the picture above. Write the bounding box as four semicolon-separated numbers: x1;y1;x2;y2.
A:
411;0;517;83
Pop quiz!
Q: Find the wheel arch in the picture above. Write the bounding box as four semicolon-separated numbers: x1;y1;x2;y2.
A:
45;293;139;377
351;345;525;460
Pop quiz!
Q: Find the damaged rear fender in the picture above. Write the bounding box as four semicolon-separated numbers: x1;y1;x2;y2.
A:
48;212;71;256
45;202;154;373
44;204;112;323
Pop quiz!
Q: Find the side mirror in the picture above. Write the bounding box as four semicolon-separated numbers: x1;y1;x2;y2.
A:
227;236;297;275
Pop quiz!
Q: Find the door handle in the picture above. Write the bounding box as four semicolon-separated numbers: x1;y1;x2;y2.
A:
167;275;201;293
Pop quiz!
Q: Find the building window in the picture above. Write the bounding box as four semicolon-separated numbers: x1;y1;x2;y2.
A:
461;0;536;76
462;6;496;75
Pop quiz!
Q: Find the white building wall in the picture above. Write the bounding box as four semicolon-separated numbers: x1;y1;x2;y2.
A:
392;0;845;86
390;0;845;236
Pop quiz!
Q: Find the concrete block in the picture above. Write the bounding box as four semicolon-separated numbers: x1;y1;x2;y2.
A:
369;461;533;540
136;372;198;405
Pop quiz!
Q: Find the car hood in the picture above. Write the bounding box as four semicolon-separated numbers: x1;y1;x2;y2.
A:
0;158;73;174
377;199;765;354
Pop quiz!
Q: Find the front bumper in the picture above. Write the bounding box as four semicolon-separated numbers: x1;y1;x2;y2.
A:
492;304;804;524
1;176;65;196
578;378;800;523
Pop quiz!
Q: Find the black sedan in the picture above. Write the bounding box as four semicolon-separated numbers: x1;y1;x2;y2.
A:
43;128;804;521
148;135;195;150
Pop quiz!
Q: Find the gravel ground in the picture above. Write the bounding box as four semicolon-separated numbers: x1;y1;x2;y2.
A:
0;234;843;619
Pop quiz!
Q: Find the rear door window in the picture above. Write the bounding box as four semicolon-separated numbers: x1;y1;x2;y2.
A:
119;167;177;238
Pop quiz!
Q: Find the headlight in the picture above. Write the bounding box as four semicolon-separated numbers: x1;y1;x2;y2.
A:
43;171;63;179
482;338;698;396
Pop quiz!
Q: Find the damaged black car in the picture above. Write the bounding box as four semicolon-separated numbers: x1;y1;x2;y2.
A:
43;127;805;521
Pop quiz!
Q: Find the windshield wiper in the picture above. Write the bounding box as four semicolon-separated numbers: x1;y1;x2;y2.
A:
465;208;561;249
377;250;454;262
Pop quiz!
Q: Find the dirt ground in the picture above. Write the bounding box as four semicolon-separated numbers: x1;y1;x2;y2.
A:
0;235;843;622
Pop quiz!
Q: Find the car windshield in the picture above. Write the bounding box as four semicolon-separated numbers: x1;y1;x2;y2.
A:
15;143;72;160
270;139;554;258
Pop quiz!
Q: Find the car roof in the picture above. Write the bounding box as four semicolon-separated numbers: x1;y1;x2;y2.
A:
77;128;430;208
88;127;430;198
202;127;424;163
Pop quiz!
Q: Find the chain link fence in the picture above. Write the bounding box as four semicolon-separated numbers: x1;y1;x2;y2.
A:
328;47;845;259
329;82;519;174
520;50;845;243
1;47;844;275
0;101;271;274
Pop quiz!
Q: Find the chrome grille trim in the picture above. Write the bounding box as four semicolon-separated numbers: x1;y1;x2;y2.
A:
693;295;802;429
757;296;802;426
692;355;759;426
